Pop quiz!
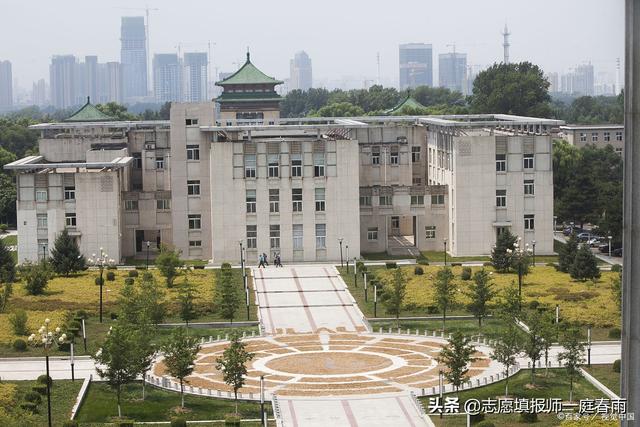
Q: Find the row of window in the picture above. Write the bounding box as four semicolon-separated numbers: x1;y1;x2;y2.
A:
247;188;326;213
244;153;325;178
359;194;444;207
37;213;76;228
579;131;623;143
246;223;327;250
495;180;536;207
495;153;535;172
132;145;200;171
124;199;171;211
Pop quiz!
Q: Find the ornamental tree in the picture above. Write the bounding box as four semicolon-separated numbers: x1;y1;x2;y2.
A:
490;325;522;397
557;327;585;402
0;237;16;284
437;331;477;395
569;244;601;281
160;327;200;408
381;268;407;328
215;332;255;414
558;234;579;273
467;269;495;328
433;267;456;332
215;263;240;323
49;229;86;276
491;229;517;272
156;245;184;287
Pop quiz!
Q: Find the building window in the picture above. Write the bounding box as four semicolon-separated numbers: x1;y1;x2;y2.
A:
125;200;139;211
412;177;422;185
580;132;587;142
157;199;171;210
524;214;535;230
412;146;421;163
496;189;506;207
616;131;623;141
187;180;200;195
64;187;75;200
291;154;302;177
379;195;392;206
37;213;48;228
391;216;400;229
604;132;611;142
185;118;199;126
155;157;165;169
315;188;326;212
313;152;325;177
524;179;535;195
186;145;200;160
315;224;326;249
65;213;77;227
188;214;201;230
36;189;48;202
496;154;506;172
270;225;280;249
292;224;303;250
390;147;399;165
367;227;378;241
425;226;436;239
616;148;623;155
247;225;257;249
431;194;445;205
292;188;303;212
360;196;372;206
133;153;142;168
246;190;256;213
372;146;380;165
592;132;598;142
245;154;256;178
189;240;202;247
523;153;534;169
410;195;424;206
497;227;509;239
269;189;279;213
268;154;279;177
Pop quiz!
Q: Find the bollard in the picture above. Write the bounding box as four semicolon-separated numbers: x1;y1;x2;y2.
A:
243;331;246;338
251;330;255;337
225;334;229;340
483;377;487;385
217;335;221;341
379;327;383;333
209;336;213;342
388;327;392;334
397;327;401;334
425;329;428;336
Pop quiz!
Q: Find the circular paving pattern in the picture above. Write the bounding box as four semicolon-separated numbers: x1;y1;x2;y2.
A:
151;333;496;398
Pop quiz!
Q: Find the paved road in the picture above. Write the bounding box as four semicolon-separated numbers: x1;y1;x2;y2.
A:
0;356;98;380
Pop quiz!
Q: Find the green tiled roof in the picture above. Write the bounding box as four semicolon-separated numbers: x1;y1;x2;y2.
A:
216;53;283;86
217;91;282;103
386;94;427;114
65;97;117;122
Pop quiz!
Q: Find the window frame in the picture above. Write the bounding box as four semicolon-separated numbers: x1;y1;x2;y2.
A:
379;195;392;206
37;213;48;228
371;146;380;165
246;225;257;249
156;199;171;210
244;154;256;178
292;224;303;250
269;224;281;249
246;190;257;213
187;180;201;196
155;156;165;170
496;189;507;207
35;189;48;202
124;200;139;211
430;194;445;205
524;179;535;196
523;153;534;170
315;223;326;249
291;154;303;177
268;154;279;178
410;195;424;206
292;188;303;212
367;227;378;241
495;154;506;172
64;186;76;201
359;195;372;206
524;214;535;230
188;214;202;230
411;146;421;163
425;225;436;239
186;145;200;161
313;152;325;177
269;189;279;213
315;188;326;212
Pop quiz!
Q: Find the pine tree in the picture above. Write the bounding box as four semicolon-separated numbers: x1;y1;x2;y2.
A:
0;238;16;284
49;229;86;276
437;331;477;394
216;332;255;414
216;263;240;323
491;229;517;272
467;269;495;328
558;234;579;273
569;244;601;281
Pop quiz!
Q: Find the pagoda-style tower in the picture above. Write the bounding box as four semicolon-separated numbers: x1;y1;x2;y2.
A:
215;52;283;124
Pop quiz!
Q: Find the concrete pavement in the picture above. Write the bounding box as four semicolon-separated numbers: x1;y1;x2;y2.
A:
0;356;97;380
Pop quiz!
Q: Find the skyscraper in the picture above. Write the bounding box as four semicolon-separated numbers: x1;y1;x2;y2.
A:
153;53;181;103
31;78;47;106
0;60;12;113
289;51;313;91
105;62;123;103
399;43;433;90
50;55;77;109
84;55;98;103
573;64;595;96
439;52;467;94
183;52;208;102
120;16;148;101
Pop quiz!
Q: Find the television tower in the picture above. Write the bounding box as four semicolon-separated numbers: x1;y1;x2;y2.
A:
502;24;511;64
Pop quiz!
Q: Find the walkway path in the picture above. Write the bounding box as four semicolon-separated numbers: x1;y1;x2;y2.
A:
0;356;97;381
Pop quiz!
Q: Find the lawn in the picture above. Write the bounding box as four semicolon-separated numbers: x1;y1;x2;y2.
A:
341;265;620;329
370;317;514;340
76;381;272;424
1;235;17;246
584;364;620;396
1;380;83;426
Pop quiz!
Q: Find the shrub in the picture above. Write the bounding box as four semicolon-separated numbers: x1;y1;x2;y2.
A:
62;421;79;427
95;276;104;286
116;421;134;427
9;309;28;335
156;245;184;287
20;402;38;413
106;271;116;281
476;421;495;427
124;277;134;286
0;224;7;233
519;412;538;423
19;260;53;295
527;300;540;310
171;418;187;427
461;267;472;280
23;391;42;404
225;414;241;426
611;264;622;273
74;309;88;320
12;338;27;352
451;262;462;267
221;262;232;269
426;305;439;314
613;359;621;373
385;262;397;269
37;374;52;386
609;328;621;339
128;270;139;277
414;266;424;275
482;262;492;267
135;265;145;270
32;385;47;395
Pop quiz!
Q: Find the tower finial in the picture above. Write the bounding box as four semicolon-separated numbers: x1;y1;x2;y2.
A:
246;47;250;62
86;96;90;104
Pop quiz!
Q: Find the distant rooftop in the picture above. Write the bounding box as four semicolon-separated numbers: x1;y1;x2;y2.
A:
559;124;623;130
215;52;283;86
64;97;117;122
386;94;427;114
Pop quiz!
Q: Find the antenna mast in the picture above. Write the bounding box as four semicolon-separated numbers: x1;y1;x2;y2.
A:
502;24;511;64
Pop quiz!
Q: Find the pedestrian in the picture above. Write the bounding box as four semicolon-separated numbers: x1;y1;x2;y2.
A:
258;253;265;268
275;253;283;267
263;252;269;266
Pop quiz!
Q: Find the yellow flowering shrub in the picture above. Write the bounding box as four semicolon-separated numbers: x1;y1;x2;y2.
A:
0;310;66;343
0;383;17;408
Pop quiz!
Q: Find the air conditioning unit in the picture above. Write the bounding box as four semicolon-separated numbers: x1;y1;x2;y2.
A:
144;143;156;150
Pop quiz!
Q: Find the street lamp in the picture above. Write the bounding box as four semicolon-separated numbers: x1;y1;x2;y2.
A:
260;375;266;427
506;237;532;311
443;239;448;266
28;319;66;427
88;248;115;323
587;325;592;367
608;235;613;258
438;369;444;419
532;240;536;266
40;242;47;261
373;281;378;318
145;241;151;269
338;238;344;267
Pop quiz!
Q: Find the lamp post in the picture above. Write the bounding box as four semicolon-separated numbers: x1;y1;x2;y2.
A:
28;319;66;427
81;318;87;353
339;238;344;267
145;241;151;269
70;342;75;381
353;257;358;288
443;239;448;266
364;272;368;302
346;245;350;272
532;240;536;266
41;242;47;261
373;282;378;318
438;369;444;419
608;235;613;258
88;248;115;323
506;237;532;312
239;240;244;272
587;325;592;368
246;287;250;321
260;375;266;427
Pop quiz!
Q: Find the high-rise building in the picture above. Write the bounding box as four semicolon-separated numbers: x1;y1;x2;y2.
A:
573;64;595;96
0;60;12;113
31;79;47;106
50;55;77;109
183;52;208;102
84;55;98;103
153;53;181;103
546;72;559;93
105;62;123;103
399;43;433;90
120;16;148;101
439;52;467;94
289;51;313;91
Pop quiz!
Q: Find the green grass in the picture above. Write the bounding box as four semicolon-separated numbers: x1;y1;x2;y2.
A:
421;251;490;263
76;381;272;423
1;234;17;246
361;252;415;260
8;379;82;426
584;364;620;395
370;317;514;340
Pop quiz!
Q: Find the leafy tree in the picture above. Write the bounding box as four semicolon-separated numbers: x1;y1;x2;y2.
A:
96;102;138;120
470;62;551;117
178;278;197;327
412;86;466;108
496;283;522;322
433;267;456;332
132;326;156;401
612;271;622;312
0;117;39;157
522;310;546;385
215;264;240;323
160;327;201;408
49;229;86;276
0;174;16;226
138;272;167;326
0;281;11;313
491;229;517;272
558;234;579;273
215;332;255;414
312;102;364;117
156;245;184;287
117;277;144;325
380;268;407;327
94;325;142;418
0;238;16;284
557;327;585;402
437;331;477;394
467;269;495;327
490;325;522;396
569;244;601;281
18;260;53;295
538;311;557;377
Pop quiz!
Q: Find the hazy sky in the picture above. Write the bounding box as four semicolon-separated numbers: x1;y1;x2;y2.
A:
0;0;625;89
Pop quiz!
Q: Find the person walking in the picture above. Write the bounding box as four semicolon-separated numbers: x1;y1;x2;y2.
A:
258;253;265;268
263;252;269;266
277;253;283;267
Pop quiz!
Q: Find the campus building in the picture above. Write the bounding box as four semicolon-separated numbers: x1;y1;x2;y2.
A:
5;54;561;264
559;124;624;154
